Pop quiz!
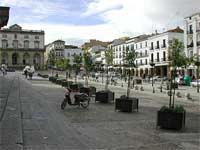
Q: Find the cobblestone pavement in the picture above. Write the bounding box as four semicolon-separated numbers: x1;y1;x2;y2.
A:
0;72;199;150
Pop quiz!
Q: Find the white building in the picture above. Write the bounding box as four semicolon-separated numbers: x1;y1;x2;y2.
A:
64;45;83;65
109;27;184;78
0;24;45;69
184;12;200;77
148;27;184;78
45;40;65;64
88;45;106;64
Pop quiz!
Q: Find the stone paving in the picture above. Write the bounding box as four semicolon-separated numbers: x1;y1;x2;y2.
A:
0;72;200;150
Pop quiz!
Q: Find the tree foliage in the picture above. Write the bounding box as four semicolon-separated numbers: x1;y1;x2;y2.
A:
55;58;70;70
73;55;82;72
168;38;186;68
83;52;93;73
123;47;137;68
105;48;113;65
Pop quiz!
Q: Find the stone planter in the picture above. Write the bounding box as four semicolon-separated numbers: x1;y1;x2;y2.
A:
115;96;139;112
49;76;57;83
62;81;73;87
157;110;186;130
69;84;79;91
95;90;114;103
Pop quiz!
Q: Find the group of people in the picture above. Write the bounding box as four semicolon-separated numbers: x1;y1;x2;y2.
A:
23;65;35;79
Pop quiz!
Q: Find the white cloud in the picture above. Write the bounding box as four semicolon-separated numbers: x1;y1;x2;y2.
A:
18;23;122;46
83;0;200;35
0;0;70;20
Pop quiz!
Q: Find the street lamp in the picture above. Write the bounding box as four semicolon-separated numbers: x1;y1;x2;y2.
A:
150;61;155;93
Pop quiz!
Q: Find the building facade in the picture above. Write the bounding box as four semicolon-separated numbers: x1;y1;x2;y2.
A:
64;45;83;65
109;27;184;78
184;13;200;77
0;24;45;69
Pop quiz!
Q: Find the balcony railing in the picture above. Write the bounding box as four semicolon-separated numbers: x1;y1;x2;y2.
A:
187;30;193;34
155;46;160;49
161;44;166;48
150;47;154;50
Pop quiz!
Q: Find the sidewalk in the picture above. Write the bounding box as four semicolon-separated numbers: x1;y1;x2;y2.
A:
0;75;23;150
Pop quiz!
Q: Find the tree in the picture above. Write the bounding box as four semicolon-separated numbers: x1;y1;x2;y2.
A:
73;55;82;83
123;47;137;98
83;52;93;87
55;58;70;79
168;38;186;108
47;50;56;75
105;48;113;90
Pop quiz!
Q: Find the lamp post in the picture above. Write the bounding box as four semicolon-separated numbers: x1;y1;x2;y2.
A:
150;61;155;93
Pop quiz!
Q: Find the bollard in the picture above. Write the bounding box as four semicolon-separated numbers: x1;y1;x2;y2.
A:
140;86;144;91
185;93;192;100
176;92;181;98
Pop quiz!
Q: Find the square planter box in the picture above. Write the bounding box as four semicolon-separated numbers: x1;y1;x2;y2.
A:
115;96;139;112
95;91;114;103
69;84;79;91
61;81;73;87
157;110;186;130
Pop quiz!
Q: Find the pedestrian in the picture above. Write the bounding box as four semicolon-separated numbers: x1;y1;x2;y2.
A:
24;69;28;78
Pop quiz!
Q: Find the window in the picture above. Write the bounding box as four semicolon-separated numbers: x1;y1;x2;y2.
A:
151;53;154;62
156;41;160;49
163;39;166;47
145;41;147;47
2;40;8;49
145;50;147;55
189;25;193;32
14;34;17;39
2;34;7;38
68;53;70;57
24;35;29;39
35;35;39;39
163;51;166;61
24;41;29;49
140;43;142;48
131;44;134;50
145;59;147;65
157;52;159;62
80;53;82;56
34;41;39;49
140;52;142;57
140;60;142;65
13;40;18;49
151;42;154;50
135;44;137;49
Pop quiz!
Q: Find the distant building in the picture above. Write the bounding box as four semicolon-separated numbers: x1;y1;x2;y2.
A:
81;39;110;51
88;45;106;65
184;12;200;77
0;24;45;69
64;45;83;65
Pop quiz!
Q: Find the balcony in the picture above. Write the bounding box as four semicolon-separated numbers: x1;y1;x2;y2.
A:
161;44;166;48
150;47;154;50
137;53;149;58
187;30;193;34
155;46;160;49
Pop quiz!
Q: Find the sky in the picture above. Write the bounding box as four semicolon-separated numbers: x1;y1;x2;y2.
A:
0;0;200;46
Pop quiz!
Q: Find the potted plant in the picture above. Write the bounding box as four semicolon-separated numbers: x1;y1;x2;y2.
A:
95;48;114;103
157;38;187;130
115;46;139;112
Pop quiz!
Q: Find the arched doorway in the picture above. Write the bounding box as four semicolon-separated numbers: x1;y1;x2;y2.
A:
23;53;30;65
1;52;8;64
12;53;19;65
33;53;41;65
